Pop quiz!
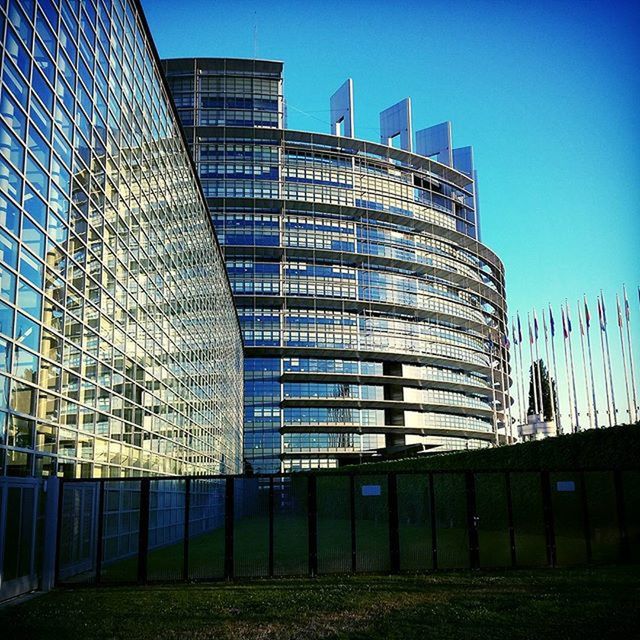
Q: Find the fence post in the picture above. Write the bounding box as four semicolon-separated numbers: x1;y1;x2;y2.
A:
137;478;150;584
613;470;630;563
388;473;400;573
41;477;59;592
268;476;274;578
95;480;105;585
540;471;556;567
182;478;191;582
579;472;592;563
505;472;517;567
307;474;317;577
429;472;438;570
350;474;357;573
54;478;64;587
465;472;480;569
224;476;234;580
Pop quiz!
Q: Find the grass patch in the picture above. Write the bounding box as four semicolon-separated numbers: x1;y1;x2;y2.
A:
2;566;638;639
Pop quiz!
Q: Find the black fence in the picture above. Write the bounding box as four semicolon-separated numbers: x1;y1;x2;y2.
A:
54;469;640;585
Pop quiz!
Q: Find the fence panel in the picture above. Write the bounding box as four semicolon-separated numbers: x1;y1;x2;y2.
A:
273;476;308;576
397;473;432;571
234;477;269;577
57;481;99;583
317;475;351;573
0;478;44;599
622;470;640;563
100;481;141;583
583;471;619;564
147;479;186;581
509;472;547;566
550;472;589;565
432;473;468;568
188;479;226;579
354;475;389;572
475;473;511;567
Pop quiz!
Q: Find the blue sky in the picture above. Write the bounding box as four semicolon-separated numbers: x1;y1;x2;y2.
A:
142;0;640;425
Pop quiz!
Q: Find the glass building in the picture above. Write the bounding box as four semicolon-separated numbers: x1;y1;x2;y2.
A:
163;57;509;473
0;1;243;477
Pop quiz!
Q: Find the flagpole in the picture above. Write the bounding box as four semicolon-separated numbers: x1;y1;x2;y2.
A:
601;292;618;425
512;319;524;430
623;286;638;422
577;302;593;429
542;312;556;426
598;296;613;427
488;338;499;447
561;306;575;432
528;313;539;417
549;306;563;434
584;296;599;428
565;301;580;432
500;337;512;443
517;314;527;425
533;311;544;417
617;293;632;423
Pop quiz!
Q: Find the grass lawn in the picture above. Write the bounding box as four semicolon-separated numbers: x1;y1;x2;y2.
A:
3;566;638;640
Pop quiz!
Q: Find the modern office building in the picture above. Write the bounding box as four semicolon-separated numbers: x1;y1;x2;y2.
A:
163;57;509;473
0;0;243;477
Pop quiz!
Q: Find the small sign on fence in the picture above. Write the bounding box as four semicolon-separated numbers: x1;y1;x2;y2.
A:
361;485;382;496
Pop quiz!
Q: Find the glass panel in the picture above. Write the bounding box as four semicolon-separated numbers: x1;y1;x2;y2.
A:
475;473;511;567
100;481;140;583
188;479;226;580
397;473;432;571
273;476;308;576
234;477;269;577
147;479;186;581
510;472;547;566
550;472;587;566
584;471;619;564
317;475;351;574
354;475;389;572
433;473;468;568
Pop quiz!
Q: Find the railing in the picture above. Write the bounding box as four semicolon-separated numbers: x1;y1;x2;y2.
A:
54;468;639;586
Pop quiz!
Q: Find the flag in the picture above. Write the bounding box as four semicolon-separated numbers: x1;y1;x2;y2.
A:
511;320;517;345
617;294;623;328
543;312;548;338
623;286;630;322
549;305;555;337
517;314;522;344
533;311;539;340
598;295;607;331
562;307;568;339
584;297;590;329
528;317;533;345
566;303;572;333
579;304;584;335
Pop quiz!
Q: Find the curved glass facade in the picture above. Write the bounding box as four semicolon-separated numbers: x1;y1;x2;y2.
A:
164;58;509;473
0;1;243;477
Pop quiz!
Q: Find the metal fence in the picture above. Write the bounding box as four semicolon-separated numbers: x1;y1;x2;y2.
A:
0;476;58;601
54;469;639;586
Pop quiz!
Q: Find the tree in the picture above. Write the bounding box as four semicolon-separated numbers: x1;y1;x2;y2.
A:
527;359;558;421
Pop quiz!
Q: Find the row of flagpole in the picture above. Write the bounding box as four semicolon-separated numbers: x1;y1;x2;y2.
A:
508;285;639;435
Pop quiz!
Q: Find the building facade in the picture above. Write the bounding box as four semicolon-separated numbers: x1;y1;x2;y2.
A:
0;0;243;477
163;57;509;473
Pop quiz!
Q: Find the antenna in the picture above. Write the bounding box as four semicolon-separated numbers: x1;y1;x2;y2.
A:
253;12;258;58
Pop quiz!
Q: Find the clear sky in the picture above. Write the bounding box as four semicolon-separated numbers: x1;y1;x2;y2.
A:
142;0;640;426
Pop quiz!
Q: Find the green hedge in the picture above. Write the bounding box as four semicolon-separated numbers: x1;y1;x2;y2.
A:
341;423;640;472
